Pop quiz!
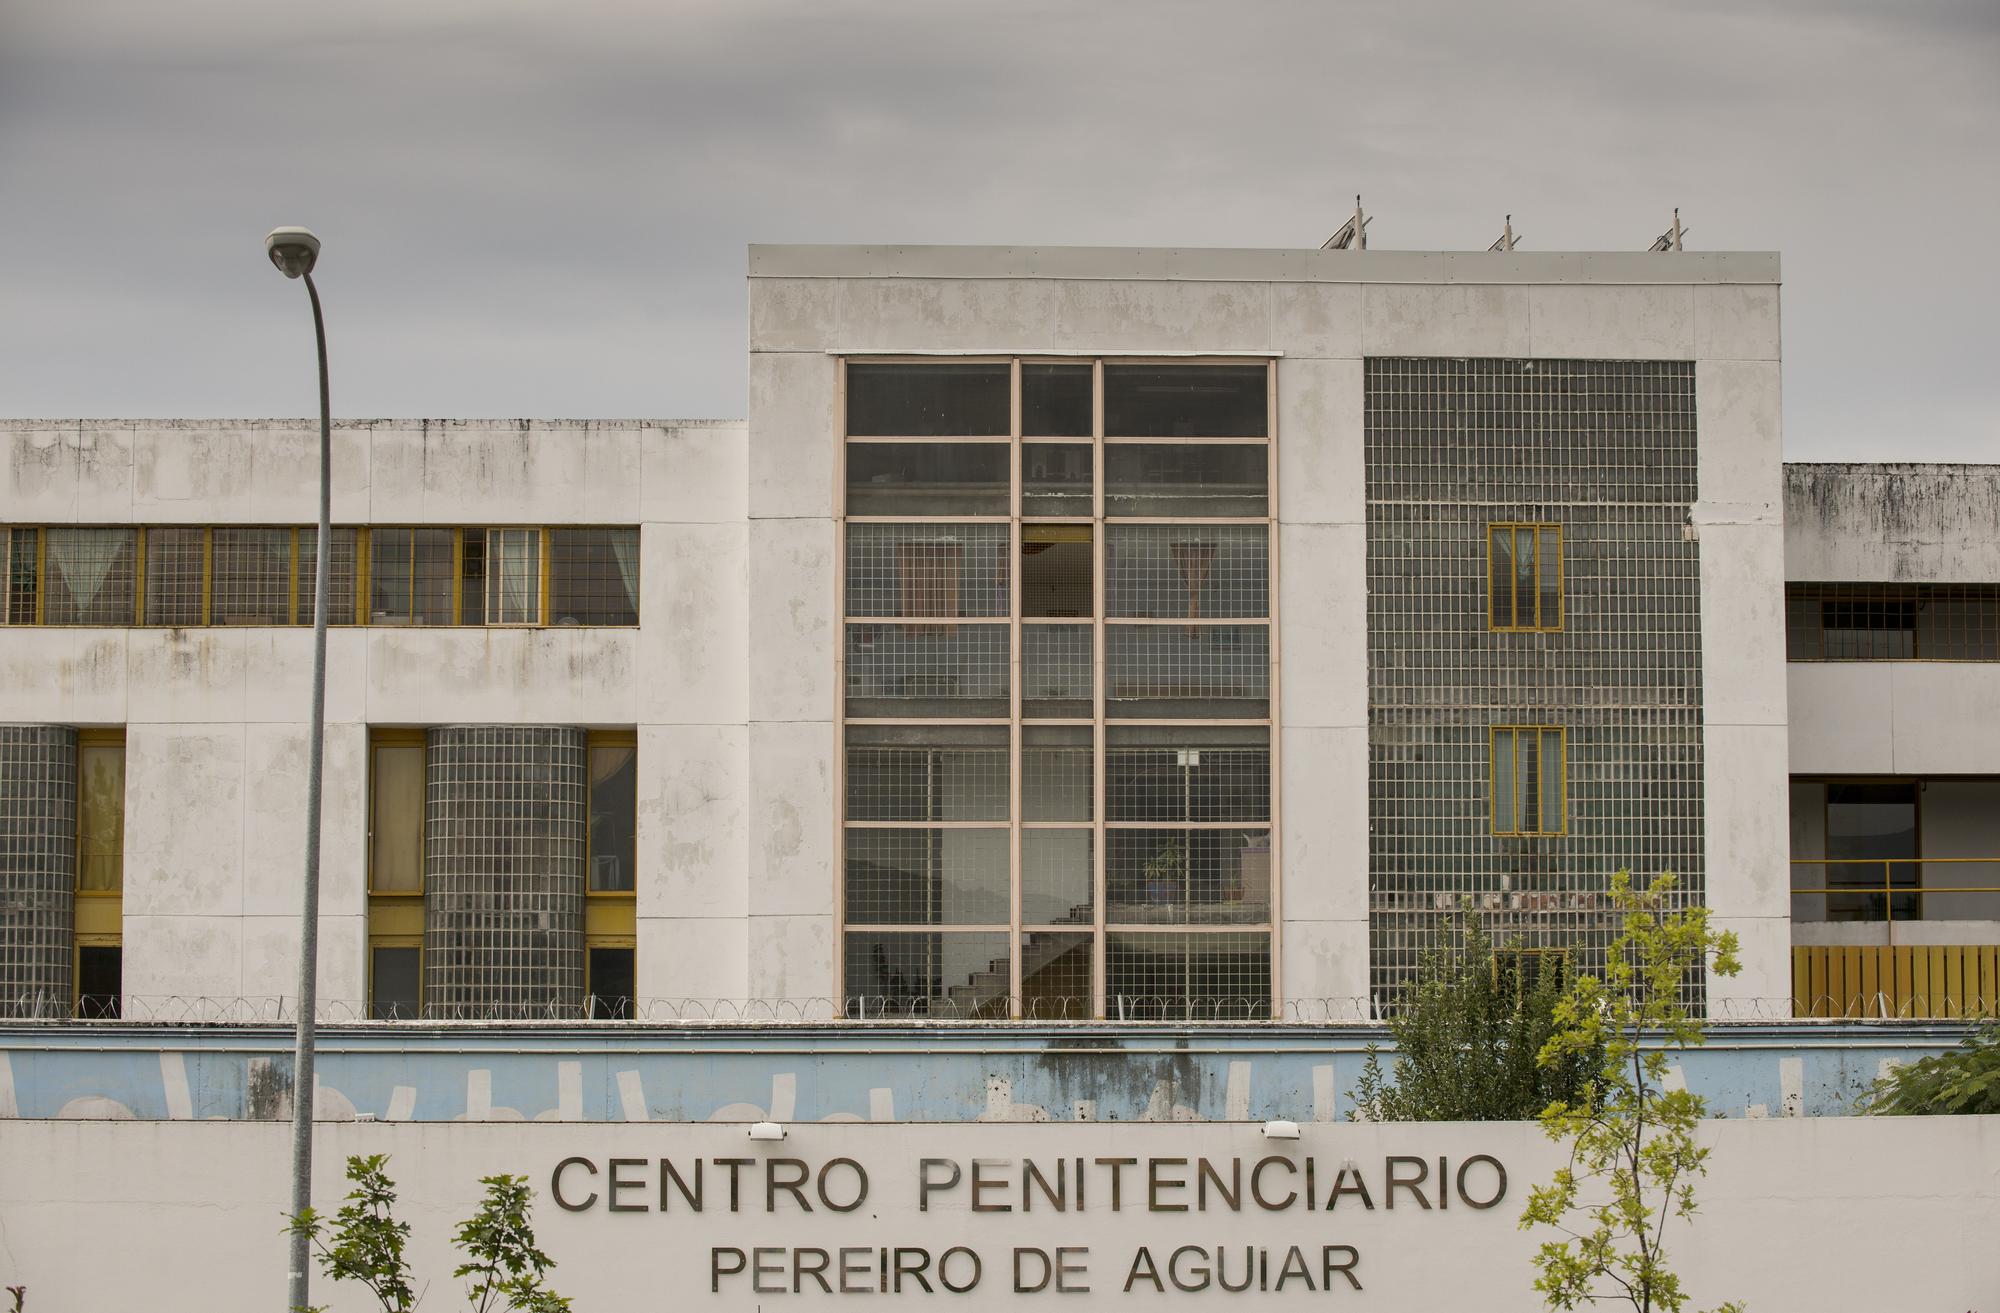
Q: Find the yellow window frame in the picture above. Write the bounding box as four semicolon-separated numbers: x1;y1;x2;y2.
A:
1487;522;1564;633
584;727;638;939
1490;724;1568;837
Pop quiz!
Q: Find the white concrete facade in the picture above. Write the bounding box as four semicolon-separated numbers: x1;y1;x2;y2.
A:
4;244;1810;1010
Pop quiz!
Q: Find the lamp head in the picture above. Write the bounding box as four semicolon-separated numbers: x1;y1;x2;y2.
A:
265;227;321;279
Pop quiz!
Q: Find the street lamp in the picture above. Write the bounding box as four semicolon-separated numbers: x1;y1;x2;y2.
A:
265;224;330;1313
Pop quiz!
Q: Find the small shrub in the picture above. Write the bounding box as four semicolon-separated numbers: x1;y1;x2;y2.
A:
1863;1024;2000;1115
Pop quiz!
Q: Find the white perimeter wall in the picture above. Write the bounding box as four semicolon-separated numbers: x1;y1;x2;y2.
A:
0;1116;1993;1311
748;247;1789;1007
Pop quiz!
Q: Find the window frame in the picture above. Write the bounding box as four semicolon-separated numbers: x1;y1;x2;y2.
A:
1490;724;1568;837
1487;522;1564;633
73;728;125;1014
367;728;427;1019
585;729;638;1014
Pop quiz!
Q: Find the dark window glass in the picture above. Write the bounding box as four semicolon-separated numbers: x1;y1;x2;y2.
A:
551;529;640;625
369;947;419;1020
1022;443;1093;516
1105;932;1270;1020
846;363;1009;436
588;743;637;890
1105;726;1270;822
1021;526;1092;617
1022;624;1091;718
842;930;1011;1017
588;948;635;1019
458;530;486;625
1826;782;1918;921
297;527;359;626
1104;444;1267;517
1021;364;1092;436
843;829;1010;926
845;623;1010;717
845;443;1010;516
370;528;457;626
76;945;121;1018
210;528;292;625
4;528;39;623
144;528;205;625
1105;830;1271;925
1104;365;1267;437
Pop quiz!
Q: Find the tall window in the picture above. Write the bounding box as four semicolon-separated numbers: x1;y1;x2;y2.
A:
839;358;1276;1019
75;730;125;1017
367;730;426;1019
1488;523;1562;632
585;730;637;1019
1492;726;1566;837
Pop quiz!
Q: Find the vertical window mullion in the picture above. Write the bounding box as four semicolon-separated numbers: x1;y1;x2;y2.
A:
1007;357;1023;1018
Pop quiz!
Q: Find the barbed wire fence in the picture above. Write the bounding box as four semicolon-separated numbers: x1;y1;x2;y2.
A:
1;991;1993;1026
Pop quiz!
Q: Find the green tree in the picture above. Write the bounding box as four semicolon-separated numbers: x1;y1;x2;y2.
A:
453;1174;572;1313
1519;870;1744;1313
1353;907;1601;1121
287;1154;418;1313
1862;1023;2000;1115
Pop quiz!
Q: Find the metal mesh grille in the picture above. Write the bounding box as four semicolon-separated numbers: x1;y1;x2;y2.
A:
844;726;1008;822
41;529;135;625
423;725;586;1017
1019;931;1093;1018
143;528;205;625
2;529;36;624
844;524;1009;618
0;725;77;1017
1105;932;1271;1019
1106;726;1271;821
1105;524;1268;619
843;828;1009;926
1022;726;1091;821
368;528;456;625
1022;624;1091;717
549;528;640;625
297;528;358;626
210;528;293;625
1107;829;1272;925
843;930;1012;1017
1104;624;1270;717
1785;583;2000;660
845;622;1010;717
1365;357;1705;1010
1021;830;1092;924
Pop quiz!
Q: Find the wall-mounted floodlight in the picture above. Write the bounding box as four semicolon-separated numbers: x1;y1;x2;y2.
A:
748;1121;788;1141
1261;1120;1302;1140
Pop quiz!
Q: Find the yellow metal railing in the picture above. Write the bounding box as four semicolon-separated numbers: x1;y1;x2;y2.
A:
1790;858;2000;1017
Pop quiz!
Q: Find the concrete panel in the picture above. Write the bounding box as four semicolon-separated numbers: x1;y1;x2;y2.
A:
365;426;428;523
1696;360;1783;521
636;523;748;726
1526;284;1695;359
746;912;833;1001
131;424;257;523
1694;284;1782;361
74;425;136;522
1277;524;1366;728
418;422;583;525
1785;464;2000;584
125;628;248;724
0;628;128;724
240;628;368;726
834;277;1059;351
639;422;748;525
1362;283;1529;358
1705;723;1791;924
240;421;372;524
1708;914;1792;1012
1275;357;1363;526
1270;281;1363;360
241;912;366;1008
637;915;750;1002
1051;280;1273;352
1;424;80;520
747;351;835;521
1921;781;2000;921
1889;664;2000;774
1280;918;1370;1013
747;720;835;919
637;723;749;921
122;723;244;917
576;423;644;525
1278;727;1369;923
1786;663;1895;773
1697;521;1787;727
747;277;840;353
238;721;368;920
119;914;242;999
746;517;834;723
361;629;638;726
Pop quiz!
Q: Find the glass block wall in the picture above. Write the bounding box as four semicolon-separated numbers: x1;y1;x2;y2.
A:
0;724;77;1017
1364;358;1705;1009
423;725;587;1016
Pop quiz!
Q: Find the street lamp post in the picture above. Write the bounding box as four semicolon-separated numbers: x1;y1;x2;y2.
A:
265;225;330;1313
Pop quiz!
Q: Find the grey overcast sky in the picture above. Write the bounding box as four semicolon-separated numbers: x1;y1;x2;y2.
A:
2;2;1995;460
